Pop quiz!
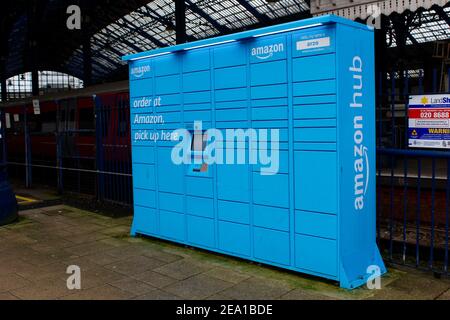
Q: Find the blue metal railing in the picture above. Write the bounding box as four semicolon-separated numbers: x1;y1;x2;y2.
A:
94;93;132;206
376;66;450;275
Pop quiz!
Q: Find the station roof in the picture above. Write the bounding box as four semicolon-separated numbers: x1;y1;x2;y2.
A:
0;0;310;83
386;4;450;47
1;1;449;85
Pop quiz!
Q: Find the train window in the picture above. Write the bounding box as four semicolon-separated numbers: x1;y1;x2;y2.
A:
68;109;76;131
118;119;128;137
101;108;111;137
79;108;94;131
58;109;65;129
118;107;128;137
41;111;56;133
58;107;76;132
9;114;24;134
28;114;42;133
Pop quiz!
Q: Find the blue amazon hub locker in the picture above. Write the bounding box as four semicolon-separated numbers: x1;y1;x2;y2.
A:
123;15;386;289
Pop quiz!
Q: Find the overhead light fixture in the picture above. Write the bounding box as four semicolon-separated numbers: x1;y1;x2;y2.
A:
183;40;236;51
252;23;323;38
130;51;172;61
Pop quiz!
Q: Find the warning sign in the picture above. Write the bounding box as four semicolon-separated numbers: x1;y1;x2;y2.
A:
408;94;450;149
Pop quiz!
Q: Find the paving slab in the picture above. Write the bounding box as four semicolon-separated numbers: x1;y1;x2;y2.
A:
280;288;336;300
105;244;154;259
105;255;168;275
79;267;128;289
11;275;73;300
219;277;294;300
0;274;32;292
61;284;135;300
134;288;182;300
15;262;68;282
64;241;117;257
153;259;214;281
132;270;179;289
204;267;251;284
437;288;450;300
0;292;19;300
84;252;127;266
163;273;235;300
110;277;156;295
141;248;185;264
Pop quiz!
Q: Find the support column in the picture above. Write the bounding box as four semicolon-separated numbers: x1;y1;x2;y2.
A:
24;108;32;188
0;59;6;102
374;16;387;75
31;69;39;96
0;78;6;103
27;3;40;97
83;37;92;86
175;0;186;44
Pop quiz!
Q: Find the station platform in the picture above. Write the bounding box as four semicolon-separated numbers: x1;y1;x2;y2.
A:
13;184;61;209
0;204;449;300
15;194;41;206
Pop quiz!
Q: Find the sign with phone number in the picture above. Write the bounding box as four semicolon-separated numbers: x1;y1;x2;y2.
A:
408;94;450;149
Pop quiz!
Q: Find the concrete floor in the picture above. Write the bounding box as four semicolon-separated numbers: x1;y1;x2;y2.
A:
0;205;449;300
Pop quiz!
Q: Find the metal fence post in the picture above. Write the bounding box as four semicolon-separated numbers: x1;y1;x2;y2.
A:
94;95;105;202
23;106;32;188
56;101;63;194
0;111;6;165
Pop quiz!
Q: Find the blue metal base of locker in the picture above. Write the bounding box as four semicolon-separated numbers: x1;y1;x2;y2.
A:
0;171;18;226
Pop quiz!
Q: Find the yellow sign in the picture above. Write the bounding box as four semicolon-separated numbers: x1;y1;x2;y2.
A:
421;96;428;105
429;128;450;134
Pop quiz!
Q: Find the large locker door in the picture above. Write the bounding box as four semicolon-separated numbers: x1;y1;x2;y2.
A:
291;27;338;277
248;35;291;266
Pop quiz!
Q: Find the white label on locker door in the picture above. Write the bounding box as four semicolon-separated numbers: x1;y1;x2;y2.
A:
13;114;19;122
296;37;330;51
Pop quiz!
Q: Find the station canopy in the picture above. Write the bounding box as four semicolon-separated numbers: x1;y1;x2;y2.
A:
1;0;449;85
1;0;310;84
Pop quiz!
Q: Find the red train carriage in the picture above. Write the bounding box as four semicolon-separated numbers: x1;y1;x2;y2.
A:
2;81;130;163
1;81;131;202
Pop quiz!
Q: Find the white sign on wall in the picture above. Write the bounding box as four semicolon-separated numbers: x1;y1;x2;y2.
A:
33;99;41;115
5;113;11;129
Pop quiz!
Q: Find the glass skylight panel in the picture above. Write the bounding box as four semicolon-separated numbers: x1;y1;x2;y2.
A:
405;7;450;45
199;0;259;28
249;0;309;20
